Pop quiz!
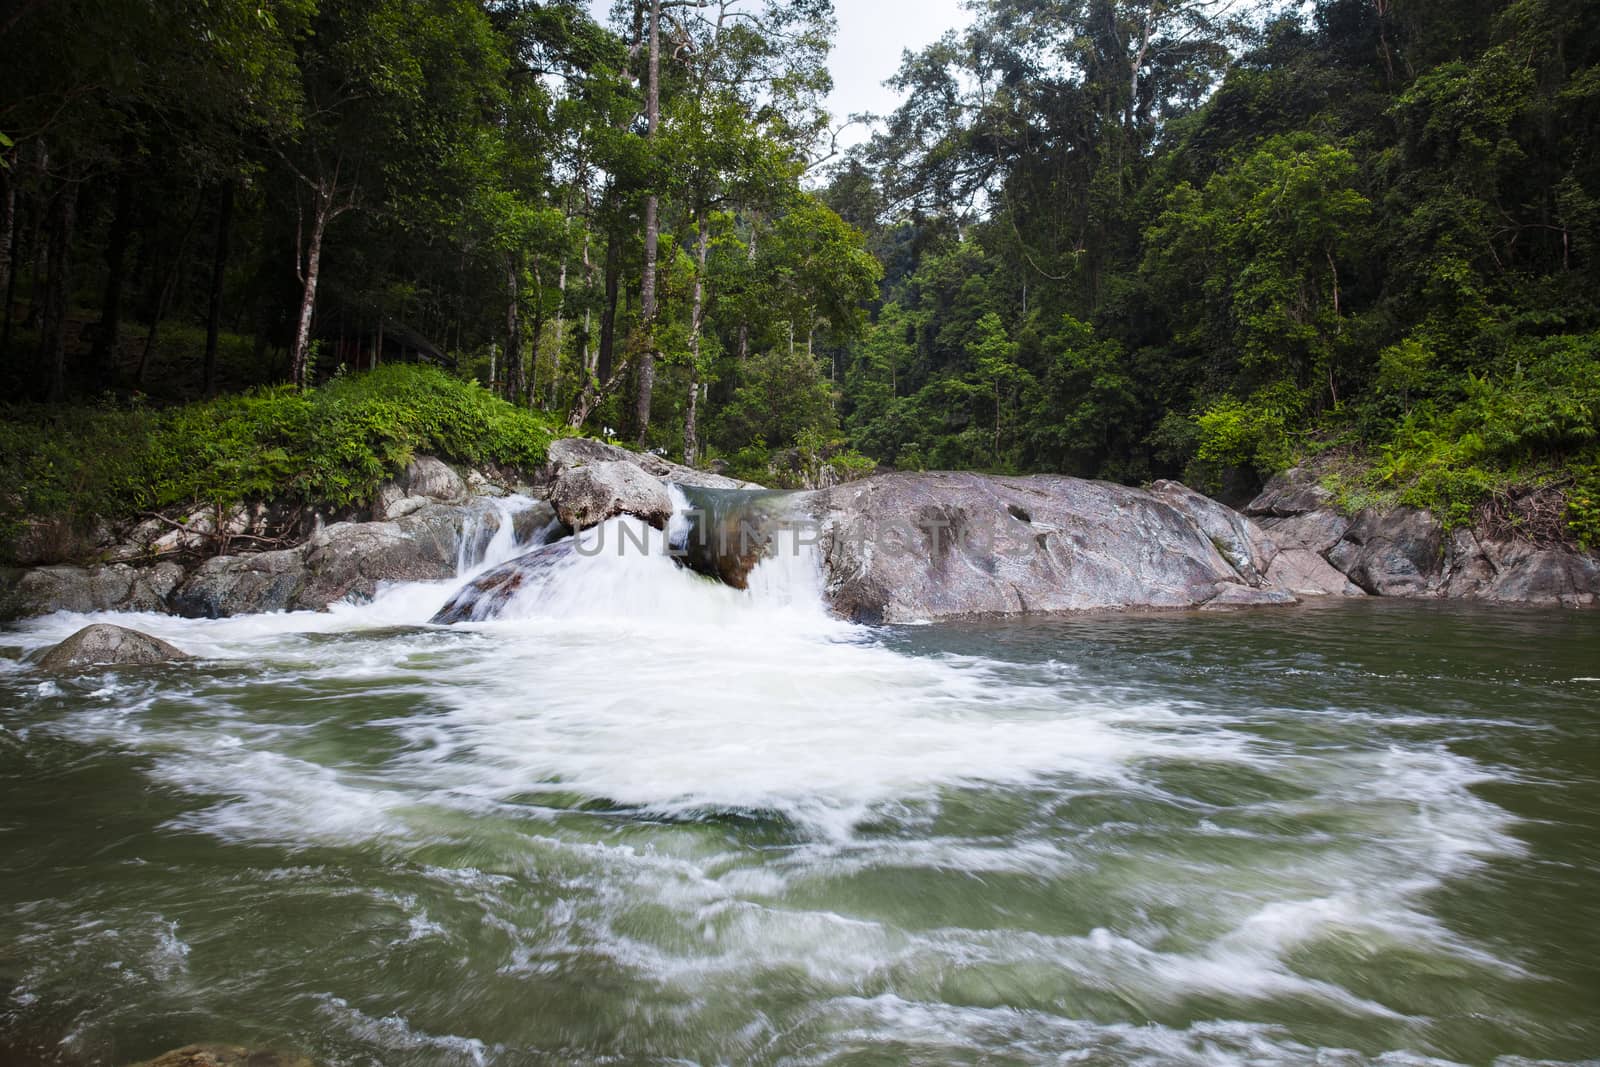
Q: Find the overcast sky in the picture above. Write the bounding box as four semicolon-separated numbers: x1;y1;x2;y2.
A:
825;0;972;145
585;0;974;149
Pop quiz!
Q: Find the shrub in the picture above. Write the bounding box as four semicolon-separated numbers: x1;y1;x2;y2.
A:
0;365;559;558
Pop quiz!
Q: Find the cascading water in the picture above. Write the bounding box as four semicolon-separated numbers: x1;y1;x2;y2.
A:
2;489;1598;1065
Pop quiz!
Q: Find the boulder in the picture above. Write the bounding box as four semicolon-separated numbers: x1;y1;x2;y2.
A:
36;623;191;671
1326;507;1444;596
1478;541;1600;606
810;472;1290;623
398;455;467;502
171;548;308;618
294;503;467;608
1244;468;1334;517
550;460;674;532
1258;509;1351;555
1149;479;1278;585
0;561;186;620
1265;547;1365;597
673;484;802;589
545;436;759;490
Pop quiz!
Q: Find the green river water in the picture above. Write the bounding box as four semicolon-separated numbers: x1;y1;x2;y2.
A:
2;552;1597;1066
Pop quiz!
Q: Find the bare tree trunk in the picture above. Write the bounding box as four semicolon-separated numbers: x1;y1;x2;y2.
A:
290;193;332;389
736;217;757;366
549;253;568;411
202;180;234;395
634;0;662;446
684;214;709;467
579;230;595;387
39;180;77;402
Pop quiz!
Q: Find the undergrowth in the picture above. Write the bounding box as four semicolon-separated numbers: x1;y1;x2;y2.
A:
0;365;560;559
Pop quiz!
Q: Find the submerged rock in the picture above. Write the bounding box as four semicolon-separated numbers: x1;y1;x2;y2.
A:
128;1044;314;1067
810;472;1292;623
37;623;191;671
432;539;577;623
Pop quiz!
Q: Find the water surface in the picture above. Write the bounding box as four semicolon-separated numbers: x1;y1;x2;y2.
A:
2;527;1597;1065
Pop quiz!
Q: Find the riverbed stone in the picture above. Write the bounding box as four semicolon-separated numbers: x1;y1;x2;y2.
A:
1201;582;1300;609
1244;468;1334;517
37;623;191;671
171;547;308;618
810;472;1283;623
1150;479;1278;585
1265;547;1364;597
550;460;675;531
128;1044;314;1067
1258;509;1351;555
1326;507;1444;596
1479;542;1600;606
546;436;759;490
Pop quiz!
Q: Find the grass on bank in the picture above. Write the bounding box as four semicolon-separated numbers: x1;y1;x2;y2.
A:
0;364;560;560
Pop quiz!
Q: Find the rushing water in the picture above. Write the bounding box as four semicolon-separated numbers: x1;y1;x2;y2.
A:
2;505;1598;1066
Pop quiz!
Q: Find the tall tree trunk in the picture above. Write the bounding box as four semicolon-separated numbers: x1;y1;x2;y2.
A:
579;230;595;387
504;255;523;404
290;191;333;389
89;169;135;382
202;181;234;396
633;0;662;446
684;213;709;467
549;253;568;411
736;216;757;365
597;230;620;387
39;181;78;402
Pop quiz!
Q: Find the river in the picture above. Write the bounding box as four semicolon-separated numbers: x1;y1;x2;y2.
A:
2;511;1597;1065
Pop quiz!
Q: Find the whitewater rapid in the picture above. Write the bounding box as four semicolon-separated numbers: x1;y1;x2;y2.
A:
4;492;1588;1064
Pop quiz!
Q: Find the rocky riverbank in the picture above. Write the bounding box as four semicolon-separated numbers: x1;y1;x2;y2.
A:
3;443;1597;624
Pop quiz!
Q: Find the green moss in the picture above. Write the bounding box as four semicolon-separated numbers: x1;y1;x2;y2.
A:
0;365;559;558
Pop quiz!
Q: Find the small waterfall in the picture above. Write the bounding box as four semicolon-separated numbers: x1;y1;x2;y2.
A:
455;494;557;576
432;486;824;625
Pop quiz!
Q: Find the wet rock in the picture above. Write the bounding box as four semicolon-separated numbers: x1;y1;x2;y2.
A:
550;460;674;532
1201;583;1300;609
1326;507;1444;596
674;485;801;589
127;1044;314;1067
0;561;187;620
1265;548;1365;597
294;503;467;608
1479;542;1600;606
37;623;191;671
811;472;1288;623
432;539;577;623
171;548;308;618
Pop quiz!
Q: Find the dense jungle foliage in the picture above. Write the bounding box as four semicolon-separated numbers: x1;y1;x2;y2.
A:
1;0;1597;544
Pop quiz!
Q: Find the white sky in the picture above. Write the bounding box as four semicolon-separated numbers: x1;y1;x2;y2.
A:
585;0;975;150
825;0;973;146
